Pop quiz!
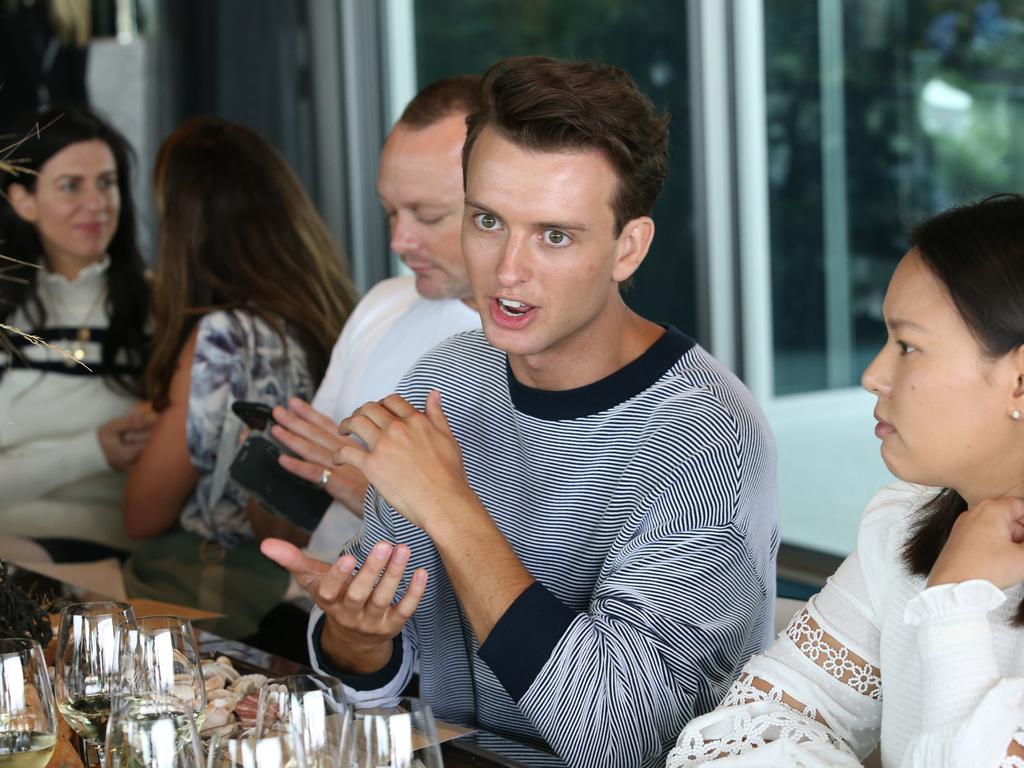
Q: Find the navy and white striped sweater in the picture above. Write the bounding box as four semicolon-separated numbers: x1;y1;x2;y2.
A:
310;326;779;767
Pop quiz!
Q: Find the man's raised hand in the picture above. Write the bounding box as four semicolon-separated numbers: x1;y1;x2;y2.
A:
260;537;427;674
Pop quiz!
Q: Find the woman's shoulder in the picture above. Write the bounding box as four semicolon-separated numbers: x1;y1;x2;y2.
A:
194;309;247;346
860;480;938;527
194;309;297;349
856;480;939;579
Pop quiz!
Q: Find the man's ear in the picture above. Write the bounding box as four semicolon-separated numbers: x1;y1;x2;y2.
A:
6;183;38;224
612;216;655;283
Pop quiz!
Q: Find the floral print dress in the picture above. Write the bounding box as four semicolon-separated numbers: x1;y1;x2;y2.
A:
179;310;313;547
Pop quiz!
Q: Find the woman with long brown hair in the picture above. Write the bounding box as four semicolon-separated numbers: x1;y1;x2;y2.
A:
122;117;358;637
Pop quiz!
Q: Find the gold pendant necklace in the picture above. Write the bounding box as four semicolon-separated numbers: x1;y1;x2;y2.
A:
70;327;91;364
46;281;106;367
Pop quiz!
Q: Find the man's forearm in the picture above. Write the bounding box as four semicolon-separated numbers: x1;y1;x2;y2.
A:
428;496;535;642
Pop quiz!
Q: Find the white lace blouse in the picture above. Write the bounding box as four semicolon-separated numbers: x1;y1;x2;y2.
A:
668;481;1024;768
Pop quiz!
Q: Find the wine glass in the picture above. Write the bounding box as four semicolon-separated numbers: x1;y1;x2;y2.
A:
255;675;348;768
346;698;442;768
54;601;137;763
116;616;207;728
207;723;307;768
0;638;59;768
103;704;204;768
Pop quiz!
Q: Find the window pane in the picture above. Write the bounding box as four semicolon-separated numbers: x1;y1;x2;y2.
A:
767;0;1024;396
413;0;697;336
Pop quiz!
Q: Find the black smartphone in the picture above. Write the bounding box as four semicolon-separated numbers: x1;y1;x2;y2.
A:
228;433;332;532
231;400;275;431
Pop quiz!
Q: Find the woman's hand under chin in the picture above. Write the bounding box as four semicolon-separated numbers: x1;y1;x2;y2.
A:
928;496;1024;589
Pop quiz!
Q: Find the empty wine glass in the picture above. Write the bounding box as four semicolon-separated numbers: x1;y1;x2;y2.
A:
207;723;307;768
103;704;204;768
346;698;442;768
116;616;207;728
0;638;59;768
255;675;348;768
54;601;136;763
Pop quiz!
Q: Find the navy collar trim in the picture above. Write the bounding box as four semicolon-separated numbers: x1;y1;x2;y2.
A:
505;325;695;420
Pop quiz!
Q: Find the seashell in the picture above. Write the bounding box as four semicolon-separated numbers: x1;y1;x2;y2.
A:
171;682;198;702
201;661;233;681
200;705;233;732
207;689;241;710
234;692;260;726
215;656;241;681
204;673;226;692
229;673;268;696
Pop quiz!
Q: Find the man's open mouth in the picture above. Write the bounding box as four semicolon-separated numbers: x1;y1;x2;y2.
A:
496;298;534;317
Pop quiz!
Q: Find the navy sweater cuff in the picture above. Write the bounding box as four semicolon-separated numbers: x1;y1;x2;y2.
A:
311;613;405;690
477;581;578;702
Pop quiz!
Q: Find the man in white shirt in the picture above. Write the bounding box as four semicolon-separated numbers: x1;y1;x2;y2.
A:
268;75;482;560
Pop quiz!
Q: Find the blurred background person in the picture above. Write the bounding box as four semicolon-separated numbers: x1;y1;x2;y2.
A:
257;74;482;661
0;106;151;560
272;75;482;557
0;0;91;117
120;116;358;640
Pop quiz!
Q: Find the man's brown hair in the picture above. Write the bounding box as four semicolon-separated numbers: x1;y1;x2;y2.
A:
399;74;482;128
463;56;669;236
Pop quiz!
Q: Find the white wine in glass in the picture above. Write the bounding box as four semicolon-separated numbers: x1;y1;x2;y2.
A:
0;639;58;768
54;601;136;761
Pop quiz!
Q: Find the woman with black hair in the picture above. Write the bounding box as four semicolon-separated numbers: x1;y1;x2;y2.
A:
670;195;1024;768
0;107;151;554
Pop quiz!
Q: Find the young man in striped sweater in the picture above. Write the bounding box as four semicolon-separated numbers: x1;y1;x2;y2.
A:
264;55;779;767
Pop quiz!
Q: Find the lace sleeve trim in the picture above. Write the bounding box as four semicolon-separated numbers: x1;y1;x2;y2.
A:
722;673;817;717
668;678;856;764
785;608;882;701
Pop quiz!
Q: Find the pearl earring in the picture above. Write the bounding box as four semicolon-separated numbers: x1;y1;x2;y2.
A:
1013;410;1022;421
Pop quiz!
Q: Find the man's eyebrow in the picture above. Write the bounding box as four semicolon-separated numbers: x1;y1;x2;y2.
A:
379;195;448;212
538;219;588;232
464;197;490;211
464;198;588;231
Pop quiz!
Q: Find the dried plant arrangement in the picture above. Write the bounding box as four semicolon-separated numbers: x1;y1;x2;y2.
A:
0;560;54;647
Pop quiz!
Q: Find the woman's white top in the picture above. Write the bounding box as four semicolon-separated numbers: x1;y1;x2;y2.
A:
0;258;139;547
668;481;1024;768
